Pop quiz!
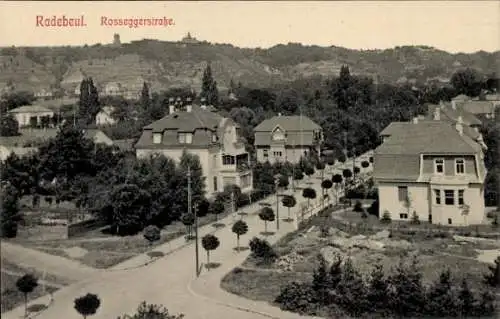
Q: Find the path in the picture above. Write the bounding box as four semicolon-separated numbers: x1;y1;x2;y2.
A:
2;175;326;319
0;241;100;282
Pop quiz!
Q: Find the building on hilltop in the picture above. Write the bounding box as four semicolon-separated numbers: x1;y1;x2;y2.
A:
180;32;201;47
113;33;121;47
253;114;323;164
135;97;252;197
374;116;488;226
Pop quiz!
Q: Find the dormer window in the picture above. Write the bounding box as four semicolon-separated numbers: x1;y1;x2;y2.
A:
434;158;444;174
178;132;193;144
153;133;162;144
212;134;217;143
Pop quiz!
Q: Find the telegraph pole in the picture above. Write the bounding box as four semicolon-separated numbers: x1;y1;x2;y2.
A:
275;176;280;230
188;167;199;277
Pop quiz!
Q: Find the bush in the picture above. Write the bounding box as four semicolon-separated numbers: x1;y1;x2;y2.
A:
275;282;317;315
353;201;363;212
249;237;277;264
381;211;392;224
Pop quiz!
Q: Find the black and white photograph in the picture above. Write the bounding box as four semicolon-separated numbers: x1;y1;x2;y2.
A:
0;1;499;318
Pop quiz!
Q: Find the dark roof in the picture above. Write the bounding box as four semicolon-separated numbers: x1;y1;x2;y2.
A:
426;103;482;126
135;105;232;149
374;121;483;182
144;105;223;132
254;115;321;132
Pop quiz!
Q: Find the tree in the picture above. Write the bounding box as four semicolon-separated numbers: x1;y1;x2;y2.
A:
293;169;304;181
201;234;220;266
321;179;333;203
117;302;184;319
180;213;195;239
0;113;19;136
143;225;161;247
304;166;315;179
361;160;369;169
425;268;459;317
109;183;152;235
302;187;317;208
451;68;483;97
201;62;219;106
316;161;325;179
457;278;476;317
281;195;297;220
326;157;335;166
209;194;226;222
140;82;151;110
366;263;390;315
249;237;277;263
332;174;343;200
353;166;360;175
342;168;352;180
484;256;500;287
334;258;368;316
78;78;100;125
74;293;101;319
259;206;275;233
232;220;248;251
176;151;206;219
312;255;331;305
16;274;38;317
389;257;426;317
1;185;22;238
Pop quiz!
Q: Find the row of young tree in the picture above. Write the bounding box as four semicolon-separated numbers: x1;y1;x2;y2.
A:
275;255;499;318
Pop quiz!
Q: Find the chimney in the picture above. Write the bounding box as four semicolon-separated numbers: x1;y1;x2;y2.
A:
412;117;419;124
186;97;192;112
455;116;463;135
433;107;440;121
169;97;175;114
451;100;456;110
200;97;207;109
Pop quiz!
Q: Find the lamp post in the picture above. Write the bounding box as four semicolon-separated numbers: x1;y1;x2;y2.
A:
274;175;280;231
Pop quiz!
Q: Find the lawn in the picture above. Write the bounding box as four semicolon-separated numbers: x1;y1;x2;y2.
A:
1;258;65;314
221;210;500;312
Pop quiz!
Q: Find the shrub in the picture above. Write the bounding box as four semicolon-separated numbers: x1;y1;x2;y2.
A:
74;293;101;318
353;201;363;212
275;282;316;315
249;237;277;263
117;301;184;319
381;211;392;224
410;211;420;225
143;225;161;246
367;200;379;217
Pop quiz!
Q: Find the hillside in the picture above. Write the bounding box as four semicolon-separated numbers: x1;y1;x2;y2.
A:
1;40;499;95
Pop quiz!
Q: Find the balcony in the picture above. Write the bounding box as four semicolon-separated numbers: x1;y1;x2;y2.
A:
220;154;250;172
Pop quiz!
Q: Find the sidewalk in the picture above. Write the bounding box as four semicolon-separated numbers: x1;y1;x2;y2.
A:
2;173;328;319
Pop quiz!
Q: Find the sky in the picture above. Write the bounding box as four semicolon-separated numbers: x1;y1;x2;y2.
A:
0;1;499;53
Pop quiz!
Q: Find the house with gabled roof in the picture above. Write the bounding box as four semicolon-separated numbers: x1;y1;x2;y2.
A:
135;97;252;197
374;117;488;226
254;114;323;164
8;105;54;127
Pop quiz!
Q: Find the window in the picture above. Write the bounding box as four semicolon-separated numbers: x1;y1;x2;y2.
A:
444;190;454;205
222;155;235;165
434;158;444;174
273;151;282;157
272;129;286;141
178;133;185;144
213;176;218;192
399;213;408;219
434;189;441;205
458;190;464;205
455;159;465;174
398;186;408;202
212;134;218;143
263;149;269;158
185;133;193;144
448;218;452;225
153;133;162;144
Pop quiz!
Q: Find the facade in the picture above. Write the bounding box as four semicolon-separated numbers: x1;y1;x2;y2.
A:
103;82;124;97
34;88;54;99
254;114;323;164
96;106;117;125
8;105;54;127
135;98;253;197
374;118;488;226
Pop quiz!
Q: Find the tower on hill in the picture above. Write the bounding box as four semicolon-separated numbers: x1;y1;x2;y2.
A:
112;33;121;47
